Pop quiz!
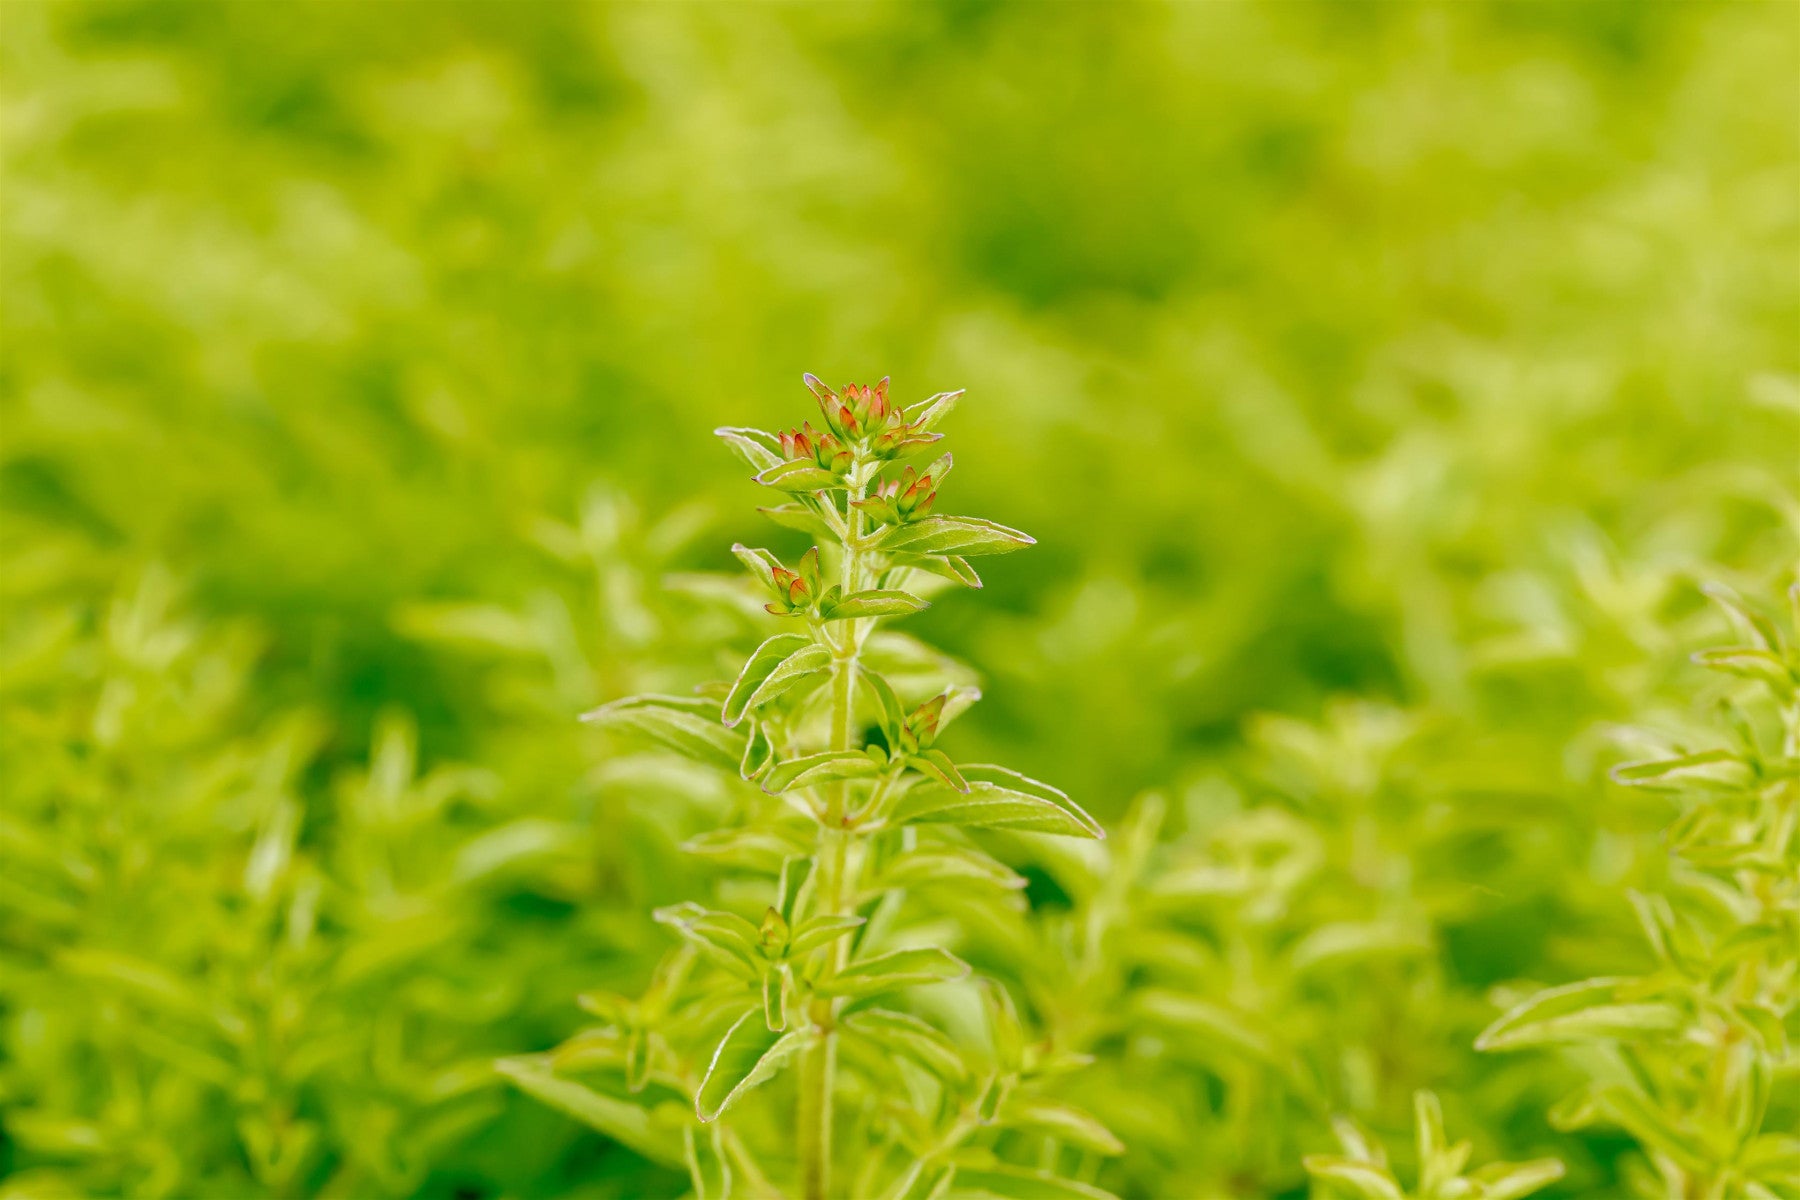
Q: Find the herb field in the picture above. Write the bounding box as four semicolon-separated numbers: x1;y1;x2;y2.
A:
1;3;1796;1199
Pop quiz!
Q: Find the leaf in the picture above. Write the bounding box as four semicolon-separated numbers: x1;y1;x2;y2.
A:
947;1164;1119;1200
821;590;931;621
816;947;970;998
696;1009;808;1122
653;903;764;979
867;846;1026;892
755;459;848;492
1609;749;1749;789
1133;990;1313;1098
684;1123;732;1200
715;426;784;472
739;720;775;781
877;516;1035;557
1691;648;1795;692
907;389;964;435
997;1094;1124;1156
762;751;885;794
759;503;839;539
722;635;809;726
731;543;785;592
914;749;969;793
1466;1159;1566;1200
496;1057;681;1167
743;645;833;716
1302;1157;1404;1200
682;826;808;872
1475;979;1683;1051
1702;582;1782;652
892;766;1103;839
580;696;744;771
842;1008;968;1082
787;914;867;956
892;552;984;589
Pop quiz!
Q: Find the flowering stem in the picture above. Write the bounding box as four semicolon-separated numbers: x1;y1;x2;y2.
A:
798;461;872;1200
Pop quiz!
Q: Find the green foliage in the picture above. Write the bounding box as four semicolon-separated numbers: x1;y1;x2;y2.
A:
511;378;1116;1200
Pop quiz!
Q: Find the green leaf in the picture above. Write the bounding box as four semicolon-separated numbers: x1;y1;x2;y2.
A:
891;552;984;589
787;914;866;956
759;502;839;539
1134;990;1314;1098
1466;1159;1566;1200
821;590;931;620
1691;647;1795;693
816;947;970;998
762;751;885;794
892;766;1103;839
1475;978;1683;1050
722;634;809;726
997;1094;1124;1156
653;903;764;979
755;459;848;492
743;644;833;716
580;696;744;771
696;1009;808;1122
1702;582;1782;652
1302;1157;1404;1200
842;1008;968;1082
684;1123;732;1200
867;846;1026;892
731;543;785;592
907;389;964;435
948;1164;1119;1200
877;516;1035;557
682;826;808;872
1609;749;1749;789
496;1057;681;1167
914;749;969;793
715;426;784;472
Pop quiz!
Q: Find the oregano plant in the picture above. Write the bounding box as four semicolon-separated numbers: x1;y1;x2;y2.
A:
500;376;1113;1200
1477;582;1800;1199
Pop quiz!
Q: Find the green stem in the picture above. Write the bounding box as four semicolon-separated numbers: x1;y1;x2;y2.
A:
798;463;873;1200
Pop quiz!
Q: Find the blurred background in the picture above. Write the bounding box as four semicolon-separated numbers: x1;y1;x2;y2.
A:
2;2;1796;1198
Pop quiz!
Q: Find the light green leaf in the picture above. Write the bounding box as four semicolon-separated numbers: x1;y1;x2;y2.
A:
787;914;866;957
722;634;811;726
1609;749;1749;789
1475;978;1683;1050
682;826;809;873
892;766;1103;839
755;459;848;492
684;1123;732;1200
877;516;1035;557
821;590;931;620
580;696;744;771
762;751;885;794
867;847;1026;893
948;1164;1119;1200
696;1009;808;1122
742;644;833;716
496;1057;681;1167
758;502;839;539
817;947;970;998
653;903;764;979
907;389;964;435
715;426;784;472
998;1094;1124;1156
1302;1157;1404;1200
842;1008;968;1082
1467;1158;1566;1200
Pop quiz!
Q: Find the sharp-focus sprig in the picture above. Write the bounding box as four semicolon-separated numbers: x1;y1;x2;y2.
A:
515;376;1112;1200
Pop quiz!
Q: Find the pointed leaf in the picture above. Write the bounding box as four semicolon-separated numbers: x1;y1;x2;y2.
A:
787;914;867;957
997;1094;1124;1156
762;751;885;794
696;1009;808;1122
821;590;931;621
580;696;744;770
907;389;964;435
877;516;1035;557
723;635;811;726
684;1123;732;1200
755;460;848;492
715;427;784;472
816;947;970;998
1302;1158;1404;1200
842;1008;968;1082
1475;978;1683;1051
743;644;833;715
497;1057;681;1167
947;1164;1119;1200
1467;1159;1565;1200
892;766;1103;839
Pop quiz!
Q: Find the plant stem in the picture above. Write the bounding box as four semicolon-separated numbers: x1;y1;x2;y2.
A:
798;462;872;1200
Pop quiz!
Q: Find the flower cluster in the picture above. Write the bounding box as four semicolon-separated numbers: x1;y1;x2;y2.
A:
764;547;821;616
854;463;938;526
778;421;851;476
804;372;943;458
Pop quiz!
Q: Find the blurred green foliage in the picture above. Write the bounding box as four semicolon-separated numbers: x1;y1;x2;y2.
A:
1;1;1796;1198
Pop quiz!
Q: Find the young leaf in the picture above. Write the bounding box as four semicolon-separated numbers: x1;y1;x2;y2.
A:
1301;1157;1404;1200
890;552;984;589
866;846;1026;892
816;947;970;998
722;634;811;727
731;543;785;592
682;826;809;873
997;1094;1125;1156
696;1009;808;1122
891;766;1104;839
653;903;764;979
496;1057;681;1167
580;696;745;770
947;1164;1119;1200
841;1008;968;1082
913;749;969;792
755;459;848;492
762;750;885;794
1609;749;1749;789
684;1123;732;1200
758;503;839;540
906;389;964;435
820;590;930;621
787;914;867;957
741;644;833;715
1465;1159;1566;1200
1475;978;1683;1051
715;426;784;472
876;516;1035;557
